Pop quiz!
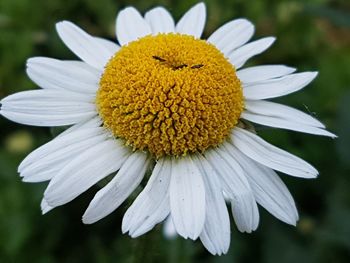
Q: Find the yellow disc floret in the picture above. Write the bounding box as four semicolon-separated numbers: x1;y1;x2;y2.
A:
97;34;243;157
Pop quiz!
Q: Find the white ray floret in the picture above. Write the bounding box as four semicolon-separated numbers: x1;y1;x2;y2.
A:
208;18;254;56
116;7;151;46
56;21;113;70
83;152;151;224
170;156;206;240
145;7;175;34
26;57;101;93
122;158;172;237
176;3;206;38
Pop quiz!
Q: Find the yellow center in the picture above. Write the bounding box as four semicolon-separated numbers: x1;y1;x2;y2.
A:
97;33;243;157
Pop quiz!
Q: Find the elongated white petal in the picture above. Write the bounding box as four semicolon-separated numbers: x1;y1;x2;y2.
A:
0;90;96;126
176;3;206;38
57;116;102;137
242;111;336;137
122;158;171;237
170;156;206;240
116;7;152;46
94;37;120;54
22;133;108;182
145;7;175;34
44;139;130;207
194;155;230;256
56;21;113;69
205;147;259;233
244;100;325;128
225;145;298;225
83;152;150;224
208;19;254;56
237;65;296;84
26;57;100;93
229;37;275;69
243;72;318;100
231;127;318;178
19;127;106;172
230;192;259;233
41;198;54;214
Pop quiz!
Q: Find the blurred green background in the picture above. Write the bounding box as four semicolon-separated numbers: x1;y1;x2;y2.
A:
0;0;349;262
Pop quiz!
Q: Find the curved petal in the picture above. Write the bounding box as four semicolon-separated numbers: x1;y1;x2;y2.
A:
225;145;298;225
116;7;152;46
208;18;254;56
194;155;231;256
41;198;54;214
19;127;105;172
0;90;96;126
176;2;206;38
205;147;259;233
83;152;150;224
21;132;108;183
229;37;275;69
170;156;206;240
26;57;100;93
145;7;175;34
231;127;318;178
44;139;130;207
56;21;113;70
243;72;318;100
237;65;296;84
122;157;171;237
241;111;336;137
244;100;325;128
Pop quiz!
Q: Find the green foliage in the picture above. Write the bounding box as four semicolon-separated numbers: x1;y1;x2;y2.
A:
0;0;349;262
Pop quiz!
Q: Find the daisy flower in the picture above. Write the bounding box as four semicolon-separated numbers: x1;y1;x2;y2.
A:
0;2;335;255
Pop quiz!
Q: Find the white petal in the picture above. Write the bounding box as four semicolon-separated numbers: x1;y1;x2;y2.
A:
57;115;102;137
122;157;171;237
237;65;296;84
193;155;230;256
21;133;108;182
116;7;152;46
83;152;150;224
0;90;96;126
175;3;206;38
19;127;106;172
41;198;54;214
56;21;113;69
230;192;260;233
44;139;130;207
94;37;120;54
26;57;100;93
145;7;175;34
169;156;206;240
243;72;318;100
225;145;298;225
163;216;178;239
242;111;336;137
229;37;276;69
207;19;254;56
205;147;259;233
244;100;325;128
231;127;318;178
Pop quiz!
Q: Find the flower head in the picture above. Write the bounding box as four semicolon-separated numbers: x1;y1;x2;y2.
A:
0;2;335;255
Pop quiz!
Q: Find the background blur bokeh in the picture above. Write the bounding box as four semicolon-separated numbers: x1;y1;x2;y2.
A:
0;0;349;262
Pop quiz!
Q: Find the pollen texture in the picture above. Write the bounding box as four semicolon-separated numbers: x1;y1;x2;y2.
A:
97;34;243;157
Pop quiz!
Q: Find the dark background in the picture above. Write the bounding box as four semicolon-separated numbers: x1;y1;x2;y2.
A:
0;0;349;262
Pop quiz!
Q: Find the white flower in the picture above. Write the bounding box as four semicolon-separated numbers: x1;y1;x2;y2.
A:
0;2;335;255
